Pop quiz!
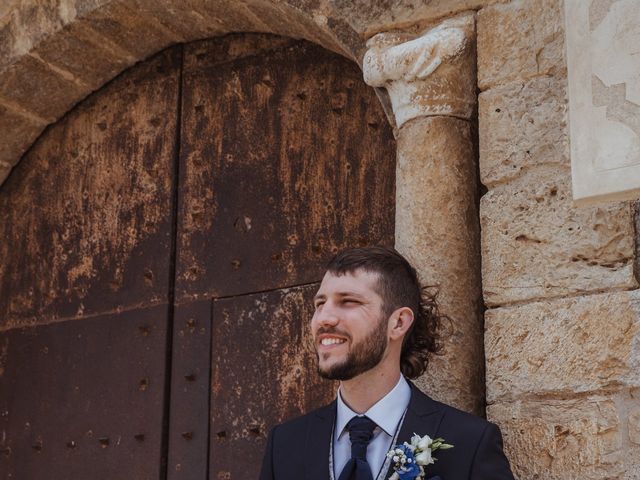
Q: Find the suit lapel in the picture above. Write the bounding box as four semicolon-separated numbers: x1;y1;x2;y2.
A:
304;401;336;480
383;383;445;480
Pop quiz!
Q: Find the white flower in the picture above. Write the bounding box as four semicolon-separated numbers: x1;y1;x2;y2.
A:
417;434;433;451
415;448;434;466
387;433;453;480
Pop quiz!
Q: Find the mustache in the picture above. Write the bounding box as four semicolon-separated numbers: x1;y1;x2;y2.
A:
314;327;352;340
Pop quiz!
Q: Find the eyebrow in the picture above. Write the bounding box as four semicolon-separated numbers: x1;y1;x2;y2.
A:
313;291;365;301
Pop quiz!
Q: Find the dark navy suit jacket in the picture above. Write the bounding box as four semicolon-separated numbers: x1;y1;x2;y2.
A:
259;383;514;479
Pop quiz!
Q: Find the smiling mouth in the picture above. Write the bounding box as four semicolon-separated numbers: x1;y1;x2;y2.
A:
320;337;346;346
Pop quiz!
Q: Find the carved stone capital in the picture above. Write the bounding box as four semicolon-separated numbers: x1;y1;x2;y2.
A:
363;15;476;128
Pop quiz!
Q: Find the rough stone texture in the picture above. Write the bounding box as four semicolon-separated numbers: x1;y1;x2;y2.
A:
0;102;46;169
29;20;137;90
122;0;230;41
244;0;348;58
479;75;569;187
488;392;640;480
630;406;640;445
0;0;523;184
77;1;182;60
332;0;506;37
363;14;476;127
0;1;114;70
0;163;10;184
477;0;566;91
485;290;640;404
0;0;367;182
0;54;88;122
1;1;68;74
481;165;638;306
396;116;484;415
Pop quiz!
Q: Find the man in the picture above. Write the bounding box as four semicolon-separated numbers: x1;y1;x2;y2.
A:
260;246;514;479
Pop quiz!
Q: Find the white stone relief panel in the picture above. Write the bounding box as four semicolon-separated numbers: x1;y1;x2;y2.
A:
565;0;640;205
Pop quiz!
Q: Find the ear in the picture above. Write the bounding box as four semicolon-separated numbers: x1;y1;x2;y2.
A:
388;307;414;341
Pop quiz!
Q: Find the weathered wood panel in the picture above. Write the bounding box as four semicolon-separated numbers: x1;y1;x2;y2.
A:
175;34;396;301
0;305;168;479
0;47;181;327
209;284;335;479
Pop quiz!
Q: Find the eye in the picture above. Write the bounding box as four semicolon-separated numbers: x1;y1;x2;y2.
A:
314;300;325;309
342;299;360;305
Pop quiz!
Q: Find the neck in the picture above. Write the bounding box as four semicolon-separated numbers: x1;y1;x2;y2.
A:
339;363;401;414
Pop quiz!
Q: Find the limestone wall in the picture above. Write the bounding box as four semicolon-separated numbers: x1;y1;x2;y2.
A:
477;0;640;478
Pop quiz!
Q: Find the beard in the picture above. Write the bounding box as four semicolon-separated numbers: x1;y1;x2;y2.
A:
315;315;388;381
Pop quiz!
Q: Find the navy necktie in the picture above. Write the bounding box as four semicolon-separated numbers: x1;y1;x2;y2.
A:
338;416;377;480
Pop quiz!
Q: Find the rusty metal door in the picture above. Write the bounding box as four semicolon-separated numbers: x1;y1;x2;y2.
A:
168;35;396;479
0;34;395;480
0;48;181;479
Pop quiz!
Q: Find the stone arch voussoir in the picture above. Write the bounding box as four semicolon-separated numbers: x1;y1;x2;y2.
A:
0;0;369;185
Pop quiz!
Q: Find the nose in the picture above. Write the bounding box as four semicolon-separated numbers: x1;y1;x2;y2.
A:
313;301;339;329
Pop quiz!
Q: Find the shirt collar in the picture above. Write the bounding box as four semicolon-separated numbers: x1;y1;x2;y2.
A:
335;375;411;439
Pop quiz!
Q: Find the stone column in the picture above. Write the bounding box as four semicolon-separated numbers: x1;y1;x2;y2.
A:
363;14;483;414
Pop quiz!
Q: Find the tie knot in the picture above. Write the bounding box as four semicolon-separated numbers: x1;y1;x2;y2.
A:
346;416;377;460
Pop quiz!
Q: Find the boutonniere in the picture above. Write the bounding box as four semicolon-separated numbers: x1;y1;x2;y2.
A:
386;433;453;480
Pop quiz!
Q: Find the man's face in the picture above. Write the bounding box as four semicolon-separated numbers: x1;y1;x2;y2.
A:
311;269;389;380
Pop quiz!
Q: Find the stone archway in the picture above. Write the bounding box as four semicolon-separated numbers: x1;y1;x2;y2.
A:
0;0;375;184
0;33;398;479
1;0;485;415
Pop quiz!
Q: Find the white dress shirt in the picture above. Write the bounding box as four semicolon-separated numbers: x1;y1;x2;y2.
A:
333;375;411;479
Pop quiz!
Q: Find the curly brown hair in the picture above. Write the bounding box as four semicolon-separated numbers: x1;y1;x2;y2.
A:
326;246;446;379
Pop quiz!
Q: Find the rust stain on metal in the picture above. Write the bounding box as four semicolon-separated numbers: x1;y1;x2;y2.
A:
175;34;395;302
0;47;181;327
209;284;336;478
0;305;168;479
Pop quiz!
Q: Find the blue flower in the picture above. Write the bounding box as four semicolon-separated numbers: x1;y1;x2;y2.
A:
397;459;420;480
388;444;421;480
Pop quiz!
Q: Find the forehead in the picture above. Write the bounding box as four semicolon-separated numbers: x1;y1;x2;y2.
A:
315;269;381;297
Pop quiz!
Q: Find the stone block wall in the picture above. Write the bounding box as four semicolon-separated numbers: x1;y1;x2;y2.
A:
477;0;640;478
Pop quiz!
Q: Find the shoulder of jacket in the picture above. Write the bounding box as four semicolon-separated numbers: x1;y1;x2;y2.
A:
270;400;335;436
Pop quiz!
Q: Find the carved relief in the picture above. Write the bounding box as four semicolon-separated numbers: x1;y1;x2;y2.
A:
362;15;476;128
589;0;640;171
565;0;640;204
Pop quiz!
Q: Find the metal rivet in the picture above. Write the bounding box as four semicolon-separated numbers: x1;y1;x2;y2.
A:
216;430;226;439
184;373;196;382
138;326;150;336
66;440;77;449
181;431;193;440
139;378;149;391
99;437;109;448
32;442;42;452
134;434;145;442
